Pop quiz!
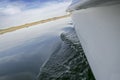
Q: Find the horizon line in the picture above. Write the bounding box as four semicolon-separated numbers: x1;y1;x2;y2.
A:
0;14;71;35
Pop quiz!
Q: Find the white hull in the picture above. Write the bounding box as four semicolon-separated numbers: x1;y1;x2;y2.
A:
71;4;120;80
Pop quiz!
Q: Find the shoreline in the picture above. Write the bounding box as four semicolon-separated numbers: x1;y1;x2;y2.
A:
0;14;71;35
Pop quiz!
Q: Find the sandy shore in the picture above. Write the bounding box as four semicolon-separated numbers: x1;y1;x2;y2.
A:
0;14;70;35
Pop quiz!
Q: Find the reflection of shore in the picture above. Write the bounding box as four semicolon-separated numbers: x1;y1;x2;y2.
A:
0;14;71;35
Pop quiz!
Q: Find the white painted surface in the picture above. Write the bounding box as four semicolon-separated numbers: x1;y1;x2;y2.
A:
72;4;120;80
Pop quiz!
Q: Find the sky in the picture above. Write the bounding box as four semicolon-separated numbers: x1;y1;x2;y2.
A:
0;0;71;28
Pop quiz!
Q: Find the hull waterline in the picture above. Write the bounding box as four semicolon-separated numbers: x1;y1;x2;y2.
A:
71;4;120;80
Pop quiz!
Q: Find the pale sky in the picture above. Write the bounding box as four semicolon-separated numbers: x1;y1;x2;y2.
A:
0;0;71;28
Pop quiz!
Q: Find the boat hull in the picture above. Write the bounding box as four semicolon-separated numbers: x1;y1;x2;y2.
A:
72;4;120;80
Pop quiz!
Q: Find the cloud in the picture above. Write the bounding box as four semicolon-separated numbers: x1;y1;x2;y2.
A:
0;0;71;16
0;5;22;15
0;0;26;16
0;1;71;28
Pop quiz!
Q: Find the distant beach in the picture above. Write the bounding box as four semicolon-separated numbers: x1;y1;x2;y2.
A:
0;14;70;35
